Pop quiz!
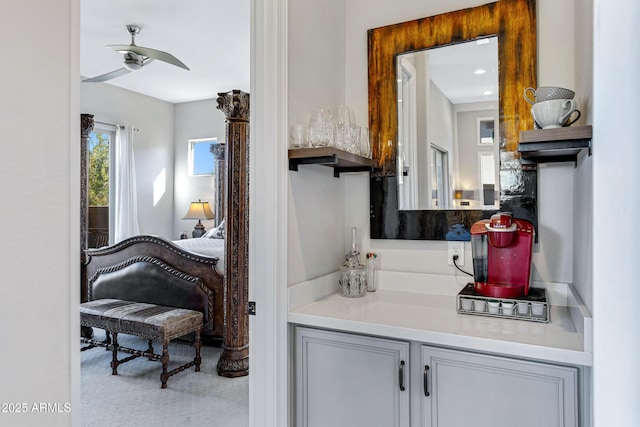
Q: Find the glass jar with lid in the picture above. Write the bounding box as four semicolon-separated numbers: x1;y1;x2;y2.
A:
339;227;367;298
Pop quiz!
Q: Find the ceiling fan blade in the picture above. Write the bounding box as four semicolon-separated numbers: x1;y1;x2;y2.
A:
82;67;131;83
106;44;189;70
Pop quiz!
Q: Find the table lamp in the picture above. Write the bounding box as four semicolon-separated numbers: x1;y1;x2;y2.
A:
182;199;215;237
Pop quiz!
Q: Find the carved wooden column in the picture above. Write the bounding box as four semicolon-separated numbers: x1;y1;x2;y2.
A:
80;113;95;338
216;90;250;377
210;143;226;227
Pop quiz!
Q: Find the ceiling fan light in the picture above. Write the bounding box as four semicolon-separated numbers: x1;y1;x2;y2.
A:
123;52;144;71
123;58;143;71
123;62;143;71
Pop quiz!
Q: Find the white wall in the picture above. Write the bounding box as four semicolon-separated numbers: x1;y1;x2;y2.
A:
173;99;226;238
592;0;640;424
572;0;594;314
287;0;348;285
532;0;577;286
341;0;577;287
81;83;176;239
0;0;77;425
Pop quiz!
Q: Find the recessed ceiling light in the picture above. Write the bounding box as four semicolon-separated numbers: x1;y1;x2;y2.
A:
483;90;492;95
477;38;490;45
475;69;486;75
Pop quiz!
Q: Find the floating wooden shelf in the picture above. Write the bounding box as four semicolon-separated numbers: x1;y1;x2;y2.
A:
518;125;592;165
288;147;376;177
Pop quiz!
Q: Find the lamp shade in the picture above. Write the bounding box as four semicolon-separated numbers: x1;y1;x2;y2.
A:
182;200;215;220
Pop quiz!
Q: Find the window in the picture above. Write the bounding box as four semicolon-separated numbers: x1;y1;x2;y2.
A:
189;138;217;176
87;124;115;248
88;127;115;206
477;117;495;146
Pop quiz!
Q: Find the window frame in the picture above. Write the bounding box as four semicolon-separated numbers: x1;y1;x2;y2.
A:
188;137;218;176
88;123;116;245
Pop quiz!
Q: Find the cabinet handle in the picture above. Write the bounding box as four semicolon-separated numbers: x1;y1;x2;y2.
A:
399;360;406;391
424;365;430;397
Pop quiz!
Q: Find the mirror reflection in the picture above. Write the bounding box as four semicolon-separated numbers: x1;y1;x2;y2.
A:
397;36;499;211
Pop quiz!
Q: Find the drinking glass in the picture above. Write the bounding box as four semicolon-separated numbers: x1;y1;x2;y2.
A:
289;124;307;148
324;109;337;147
309;109;326;147
335;124;346;151
344;124;361;154
359;127;370;157
338;105;351;126
365;252;377;292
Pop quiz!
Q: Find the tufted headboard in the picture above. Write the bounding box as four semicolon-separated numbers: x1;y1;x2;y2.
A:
87;255;215;335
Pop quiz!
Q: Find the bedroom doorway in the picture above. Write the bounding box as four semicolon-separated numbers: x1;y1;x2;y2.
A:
79;1;252;425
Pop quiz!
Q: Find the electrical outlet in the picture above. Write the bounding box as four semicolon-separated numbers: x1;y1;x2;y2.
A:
448;242;464;266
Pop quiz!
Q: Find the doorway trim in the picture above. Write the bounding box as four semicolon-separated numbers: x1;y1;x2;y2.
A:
249;0;289;425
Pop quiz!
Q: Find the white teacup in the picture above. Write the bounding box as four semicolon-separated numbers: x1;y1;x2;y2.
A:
524;86;575;105
531;99;581;129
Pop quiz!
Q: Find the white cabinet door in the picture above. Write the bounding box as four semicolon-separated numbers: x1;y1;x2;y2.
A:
421;345;579;427
296;327;410;427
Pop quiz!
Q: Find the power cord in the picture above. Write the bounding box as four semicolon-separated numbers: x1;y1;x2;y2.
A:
453;255;473;277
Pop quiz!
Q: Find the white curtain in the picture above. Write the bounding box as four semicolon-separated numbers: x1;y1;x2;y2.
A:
113;125;140;242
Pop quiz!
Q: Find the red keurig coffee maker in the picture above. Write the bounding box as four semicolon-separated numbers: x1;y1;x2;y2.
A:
470;212;535;298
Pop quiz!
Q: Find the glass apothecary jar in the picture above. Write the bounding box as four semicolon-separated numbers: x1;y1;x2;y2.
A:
338;227;367;298
339;265;367;297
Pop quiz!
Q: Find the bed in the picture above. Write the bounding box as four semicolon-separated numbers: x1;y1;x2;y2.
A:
83;235;225;344
80;90;250;377
173;230;226;265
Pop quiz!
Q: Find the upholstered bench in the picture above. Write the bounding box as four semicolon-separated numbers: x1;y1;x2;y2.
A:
80;299;203;389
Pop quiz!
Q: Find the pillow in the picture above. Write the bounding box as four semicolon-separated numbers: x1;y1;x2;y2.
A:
202;219;225;239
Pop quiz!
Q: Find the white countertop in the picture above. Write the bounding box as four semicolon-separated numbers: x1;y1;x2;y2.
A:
288;273;593;367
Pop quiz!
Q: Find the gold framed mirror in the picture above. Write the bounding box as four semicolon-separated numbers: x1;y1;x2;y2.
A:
368;0;538;240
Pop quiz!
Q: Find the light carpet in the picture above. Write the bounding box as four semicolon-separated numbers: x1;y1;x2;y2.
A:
81;329;249;427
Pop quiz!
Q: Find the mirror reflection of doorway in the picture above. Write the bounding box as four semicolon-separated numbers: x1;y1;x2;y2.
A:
478;152;497;207
397;56;418;210
430;144;450;209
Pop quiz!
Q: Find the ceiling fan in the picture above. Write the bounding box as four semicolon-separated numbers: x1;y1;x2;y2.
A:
82;25;190;83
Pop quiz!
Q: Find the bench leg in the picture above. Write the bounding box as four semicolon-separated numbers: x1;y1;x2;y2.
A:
110;332;119;375
146;340;155;361
194;328;202;372
81;325;93;339
160;341;169;389
105;331;112;351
